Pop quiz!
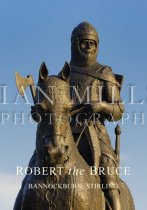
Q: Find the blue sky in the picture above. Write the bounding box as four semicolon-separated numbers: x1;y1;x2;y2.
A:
0;0;147;209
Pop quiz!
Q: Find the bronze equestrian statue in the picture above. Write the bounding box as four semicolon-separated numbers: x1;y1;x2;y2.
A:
13;22;135;210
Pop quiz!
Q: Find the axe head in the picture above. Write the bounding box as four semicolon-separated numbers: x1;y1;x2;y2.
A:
15;72;35;97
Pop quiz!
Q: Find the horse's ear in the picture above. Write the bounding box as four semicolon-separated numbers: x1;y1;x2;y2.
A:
60;62;70;81
39;62;49;81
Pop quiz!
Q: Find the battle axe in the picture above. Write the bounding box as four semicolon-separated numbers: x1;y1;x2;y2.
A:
15;72;36;105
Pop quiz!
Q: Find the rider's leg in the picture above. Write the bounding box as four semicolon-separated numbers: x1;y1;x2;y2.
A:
100;155;121;210
106;180;121;210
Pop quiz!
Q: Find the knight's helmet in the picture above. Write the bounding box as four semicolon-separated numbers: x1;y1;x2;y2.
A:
70;21;99;67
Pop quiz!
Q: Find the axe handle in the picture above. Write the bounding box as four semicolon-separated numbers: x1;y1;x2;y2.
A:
30;84;36;105
27;75;36;105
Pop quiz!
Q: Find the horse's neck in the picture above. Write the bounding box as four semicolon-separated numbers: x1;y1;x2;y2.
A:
64;125;80;167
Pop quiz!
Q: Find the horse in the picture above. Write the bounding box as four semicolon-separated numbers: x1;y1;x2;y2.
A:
14;62;135;210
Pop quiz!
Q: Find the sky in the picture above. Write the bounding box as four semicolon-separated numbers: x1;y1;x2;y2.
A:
0;0;147;209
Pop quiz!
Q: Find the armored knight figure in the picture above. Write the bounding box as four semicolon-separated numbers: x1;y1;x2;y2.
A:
69;22;124;210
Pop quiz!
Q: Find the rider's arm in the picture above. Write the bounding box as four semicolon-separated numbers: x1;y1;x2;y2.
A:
91;69;124;121
101;80;124;121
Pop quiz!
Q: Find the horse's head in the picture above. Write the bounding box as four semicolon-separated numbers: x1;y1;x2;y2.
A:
36;62;73;165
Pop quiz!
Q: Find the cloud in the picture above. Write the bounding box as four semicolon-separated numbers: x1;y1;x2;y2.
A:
0;173;24;210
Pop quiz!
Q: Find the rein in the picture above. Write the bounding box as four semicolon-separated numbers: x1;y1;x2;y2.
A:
66;114;94;162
